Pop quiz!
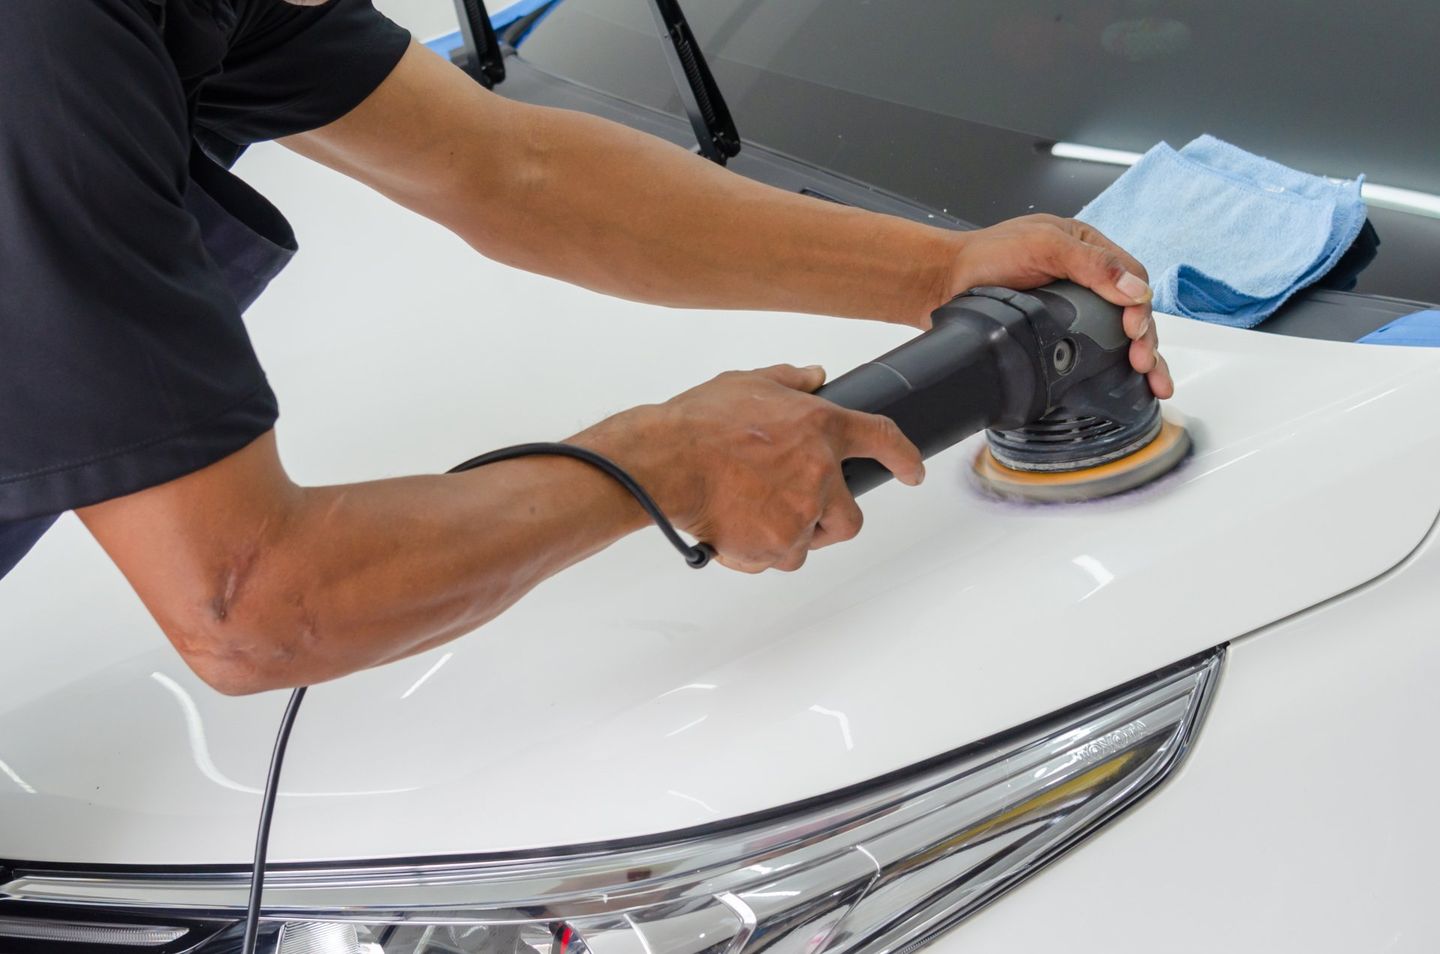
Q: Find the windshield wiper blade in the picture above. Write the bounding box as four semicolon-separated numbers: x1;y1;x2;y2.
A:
647;0;741;165
451;0;507;89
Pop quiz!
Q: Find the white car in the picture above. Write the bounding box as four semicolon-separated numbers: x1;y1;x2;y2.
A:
4;1;1440;952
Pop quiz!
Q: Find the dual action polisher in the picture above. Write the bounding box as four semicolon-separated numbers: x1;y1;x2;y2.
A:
817;281;1191;502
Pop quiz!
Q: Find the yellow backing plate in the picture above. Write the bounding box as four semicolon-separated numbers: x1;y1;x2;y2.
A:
972;418;1192;503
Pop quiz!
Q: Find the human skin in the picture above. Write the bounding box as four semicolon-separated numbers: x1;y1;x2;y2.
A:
79;40;1169;695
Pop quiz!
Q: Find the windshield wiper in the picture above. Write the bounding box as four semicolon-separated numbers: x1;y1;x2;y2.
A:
647;0;741;165
452;0;737;163
451;0;507;89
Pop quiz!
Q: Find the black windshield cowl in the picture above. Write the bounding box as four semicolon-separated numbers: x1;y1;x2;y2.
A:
516;0;1440;310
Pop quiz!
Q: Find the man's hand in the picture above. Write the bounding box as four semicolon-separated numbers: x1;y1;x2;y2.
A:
950;215;1173;399
573;365;924;573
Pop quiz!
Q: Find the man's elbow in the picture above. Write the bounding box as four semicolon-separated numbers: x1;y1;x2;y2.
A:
161;606;316;697
184;656;280;696
172;638;293;696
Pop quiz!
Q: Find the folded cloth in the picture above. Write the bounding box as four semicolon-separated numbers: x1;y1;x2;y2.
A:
1077;135;1366;328
1357;310;1440;347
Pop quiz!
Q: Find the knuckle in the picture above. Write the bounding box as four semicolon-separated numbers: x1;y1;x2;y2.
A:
777;549;808;572
1077;220;1108;245
801;401;836;430
1041;234;1074;270
875;416;912;455
1096;249;1126;281
762;524;796;556
824;521;859;545
739;543;778;569
801;453;832;485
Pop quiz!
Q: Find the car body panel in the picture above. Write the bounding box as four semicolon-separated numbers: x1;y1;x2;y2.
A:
2;143;1439;868
951;513;1440;953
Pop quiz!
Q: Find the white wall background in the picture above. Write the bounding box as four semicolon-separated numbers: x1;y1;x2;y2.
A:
372;0;460;41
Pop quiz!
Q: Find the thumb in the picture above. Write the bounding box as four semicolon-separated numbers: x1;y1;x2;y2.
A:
1055;237;1153;311
752;363;828;393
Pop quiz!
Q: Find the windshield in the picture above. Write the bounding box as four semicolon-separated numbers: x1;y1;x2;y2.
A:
519;0;1440;304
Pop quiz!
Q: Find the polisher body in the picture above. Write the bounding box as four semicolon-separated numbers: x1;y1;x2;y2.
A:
815;281;1189;501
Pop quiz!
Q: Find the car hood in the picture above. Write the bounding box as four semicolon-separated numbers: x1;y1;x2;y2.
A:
3;152;1440;868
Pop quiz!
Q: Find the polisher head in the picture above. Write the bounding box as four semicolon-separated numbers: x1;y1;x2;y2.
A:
972;416;1192;503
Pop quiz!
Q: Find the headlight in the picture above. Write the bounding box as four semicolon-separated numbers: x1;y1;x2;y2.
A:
1;650;1221;954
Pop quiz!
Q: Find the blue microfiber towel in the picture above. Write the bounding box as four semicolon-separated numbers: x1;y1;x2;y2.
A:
1077;135;1366;328
1357;310;1440;347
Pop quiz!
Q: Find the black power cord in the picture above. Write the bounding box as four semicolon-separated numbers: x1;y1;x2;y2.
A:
238;444;706;954
239;686;306;954
446;442;712;567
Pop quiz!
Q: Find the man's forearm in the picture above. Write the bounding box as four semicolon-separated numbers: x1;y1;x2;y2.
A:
286;42;958;328
81;432;648;694
452;105;959;326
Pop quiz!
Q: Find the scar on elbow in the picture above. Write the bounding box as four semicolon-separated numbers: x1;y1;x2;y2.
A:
182;516;330;693
181;592;322;696
207;514;285;625
206;564;324;655
285;590;322;649
208;545;260;624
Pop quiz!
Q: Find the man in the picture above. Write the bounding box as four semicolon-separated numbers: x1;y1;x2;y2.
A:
0;0;1170;695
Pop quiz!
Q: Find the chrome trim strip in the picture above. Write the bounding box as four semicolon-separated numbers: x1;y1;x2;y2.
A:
715;891;757;954
0;914;188;946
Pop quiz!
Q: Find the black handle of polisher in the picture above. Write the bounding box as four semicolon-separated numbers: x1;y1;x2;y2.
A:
816;281;1140;494
816;292;1048;495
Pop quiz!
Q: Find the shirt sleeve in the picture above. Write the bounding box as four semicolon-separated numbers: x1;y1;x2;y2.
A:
195;0;412;158
0;0;278;521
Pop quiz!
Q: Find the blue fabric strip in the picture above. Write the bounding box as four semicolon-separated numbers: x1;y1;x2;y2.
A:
490;0;557;29
1356;310;1440;347
423;0;557;57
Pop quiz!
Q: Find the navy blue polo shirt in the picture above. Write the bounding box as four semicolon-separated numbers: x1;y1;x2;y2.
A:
0;0;410;578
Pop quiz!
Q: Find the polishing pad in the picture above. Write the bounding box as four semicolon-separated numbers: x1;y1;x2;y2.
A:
973;417;1192;503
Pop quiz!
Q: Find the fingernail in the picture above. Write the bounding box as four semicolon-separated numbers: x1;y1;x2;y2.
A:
804;364;825;374
1138;314;1152;338
1118;271;1151;304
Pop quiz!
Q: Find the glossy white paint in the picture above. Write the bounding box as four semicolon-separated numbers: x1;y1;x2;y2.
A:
2;143;1439;870
952;500;1440;952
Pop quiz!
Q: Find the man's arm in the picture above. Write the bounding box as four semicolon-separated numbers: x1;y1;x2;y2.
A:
79;367;922;695
284;42;1171;395
76;39;1168;698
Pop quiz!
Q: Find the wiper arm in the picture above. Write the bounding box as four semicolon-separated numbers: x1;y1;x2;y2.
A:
451;0;507;89
647;0;741;165
451;0;738;162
